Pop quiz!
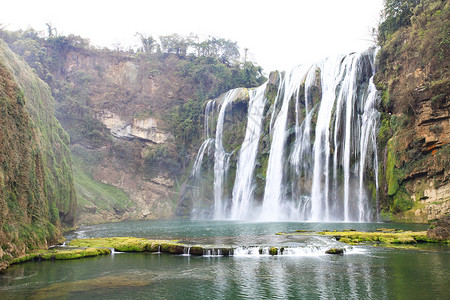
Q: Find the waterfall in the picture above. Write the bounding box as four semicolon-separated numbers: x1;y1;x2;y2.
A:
213;88;245;219
358;77;379;221
204;100;215;139
231;83;267;219
290;66;317;216
310;55;348;221
358;49;380;221
188;48;380;222
261;65;310;221
192;138;214;178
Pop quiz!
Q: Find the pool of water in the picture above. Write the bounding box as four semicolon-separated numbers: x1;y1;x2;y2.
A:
1;220;448;299
65;219;430;240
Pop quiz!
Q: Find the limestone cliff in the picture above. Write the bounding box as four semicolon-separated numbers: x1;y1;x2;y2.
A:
57;50;181;224
375;0;449;222
0;40;76;269
0;30;265;224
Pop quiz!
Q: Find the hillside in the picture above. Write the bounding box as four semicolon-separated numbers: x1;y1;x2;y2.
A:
0;40;76;270
0;30;265;224
375;0;449;222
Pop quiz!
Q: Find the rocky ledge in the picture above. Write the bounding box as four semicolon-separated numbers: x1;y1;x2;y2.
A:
427;216;450;241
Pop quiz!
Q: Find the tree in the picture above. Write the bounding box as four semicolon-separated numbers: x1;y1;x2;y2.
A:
136;33;157;53
378;0;421;43
159;34;190;57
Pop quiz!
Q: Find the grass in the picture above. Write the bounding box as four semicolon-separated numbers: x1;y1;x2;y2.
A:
71;153;133;211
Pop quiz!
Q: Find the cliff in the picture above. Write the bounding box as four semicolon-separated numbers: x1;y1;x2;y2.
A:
58;49;178;224
0;40;76;270
0;31;265;224
375;0;449;222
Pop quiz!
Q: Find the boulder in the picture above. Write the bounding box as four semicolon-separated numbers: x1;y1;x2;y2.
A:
427;216;450;241
325;248;345;255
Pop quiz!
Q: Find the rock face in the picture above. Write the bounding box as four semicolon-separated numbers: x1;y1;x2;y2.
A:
0;40;76;265
45;49;187;224
95;110;170;143
427;217;450;241
375;0;449;222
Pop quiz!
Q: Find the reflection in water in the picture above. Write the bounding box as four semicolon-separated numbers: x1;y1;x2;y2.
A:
31;274;151;299
1;219;449;299
1;249;449;299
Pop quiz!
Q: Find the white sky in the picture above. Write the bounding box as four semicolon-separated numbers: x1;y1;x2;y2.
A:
1;0;384;73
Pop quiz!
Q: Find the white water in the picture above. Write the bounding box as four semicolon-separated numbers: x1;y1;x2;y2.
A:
358;77;379;221
310;55;348;221
204;100;215;139
191;138;213;178
231;83;267;219
358;50;380;221
290;66;317;216
191;48;380;222
214;88;246;219
261;65;310;221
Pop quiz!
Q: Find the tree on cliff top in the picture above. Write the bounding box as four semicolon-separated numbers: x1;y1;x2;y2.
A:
378;0;421;43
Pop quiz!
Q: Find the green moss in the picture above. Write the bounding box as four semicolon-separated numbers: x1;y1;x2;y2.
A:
377;115;391;150
71;151;133;212
386;141;400;196
321;230;439;246
10;248;110;265
69;237;159;252
391;188;414;213
325;248;345;254
381;89;390;109
269;247;278;255
53;248;110;260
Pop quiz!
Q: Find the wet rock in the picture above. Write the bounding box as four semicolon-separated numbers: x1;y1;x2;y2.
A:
269;247;278;255
189;246;204;256
325;248;345;255
0;261;10;272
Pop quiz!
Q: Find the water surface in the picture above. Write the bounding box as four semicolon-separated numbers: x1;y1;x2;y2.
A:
1;220;448;299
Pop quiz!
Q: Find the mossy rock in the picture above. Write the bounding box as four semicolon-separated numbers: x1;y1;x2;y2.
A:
325;248;345;255
189;246;205;256
323;230;441;246
269;247;278;255
10;248;111;265
159;242;185;254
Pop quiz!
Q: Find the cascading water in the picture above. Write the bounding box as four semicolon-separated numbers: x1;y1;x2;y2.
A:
310;54;350;221
204;100;215;139
357;49;380;221
213;88;246;219
290;66;317;216
231;83;267;219
261;65;310;221
188;48;380;222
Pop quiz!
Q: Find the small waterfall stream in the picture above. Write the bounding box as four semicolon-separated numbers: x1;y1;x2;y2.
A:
188;48;380;222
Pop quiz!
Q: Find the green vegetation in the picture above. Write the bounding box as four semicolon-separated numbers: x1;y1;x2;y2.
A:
71;151;133;213
70;237;162;252
378;0;421;44
319;229;445;245
168;98;203;156
375;0;449;218
0;27;266;192
10;247;110;264
0;40;76;264
325;248;345;255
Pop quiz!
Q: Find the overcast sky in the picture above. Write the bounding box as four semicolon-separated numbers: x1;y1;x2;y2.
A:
1;0;384;72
